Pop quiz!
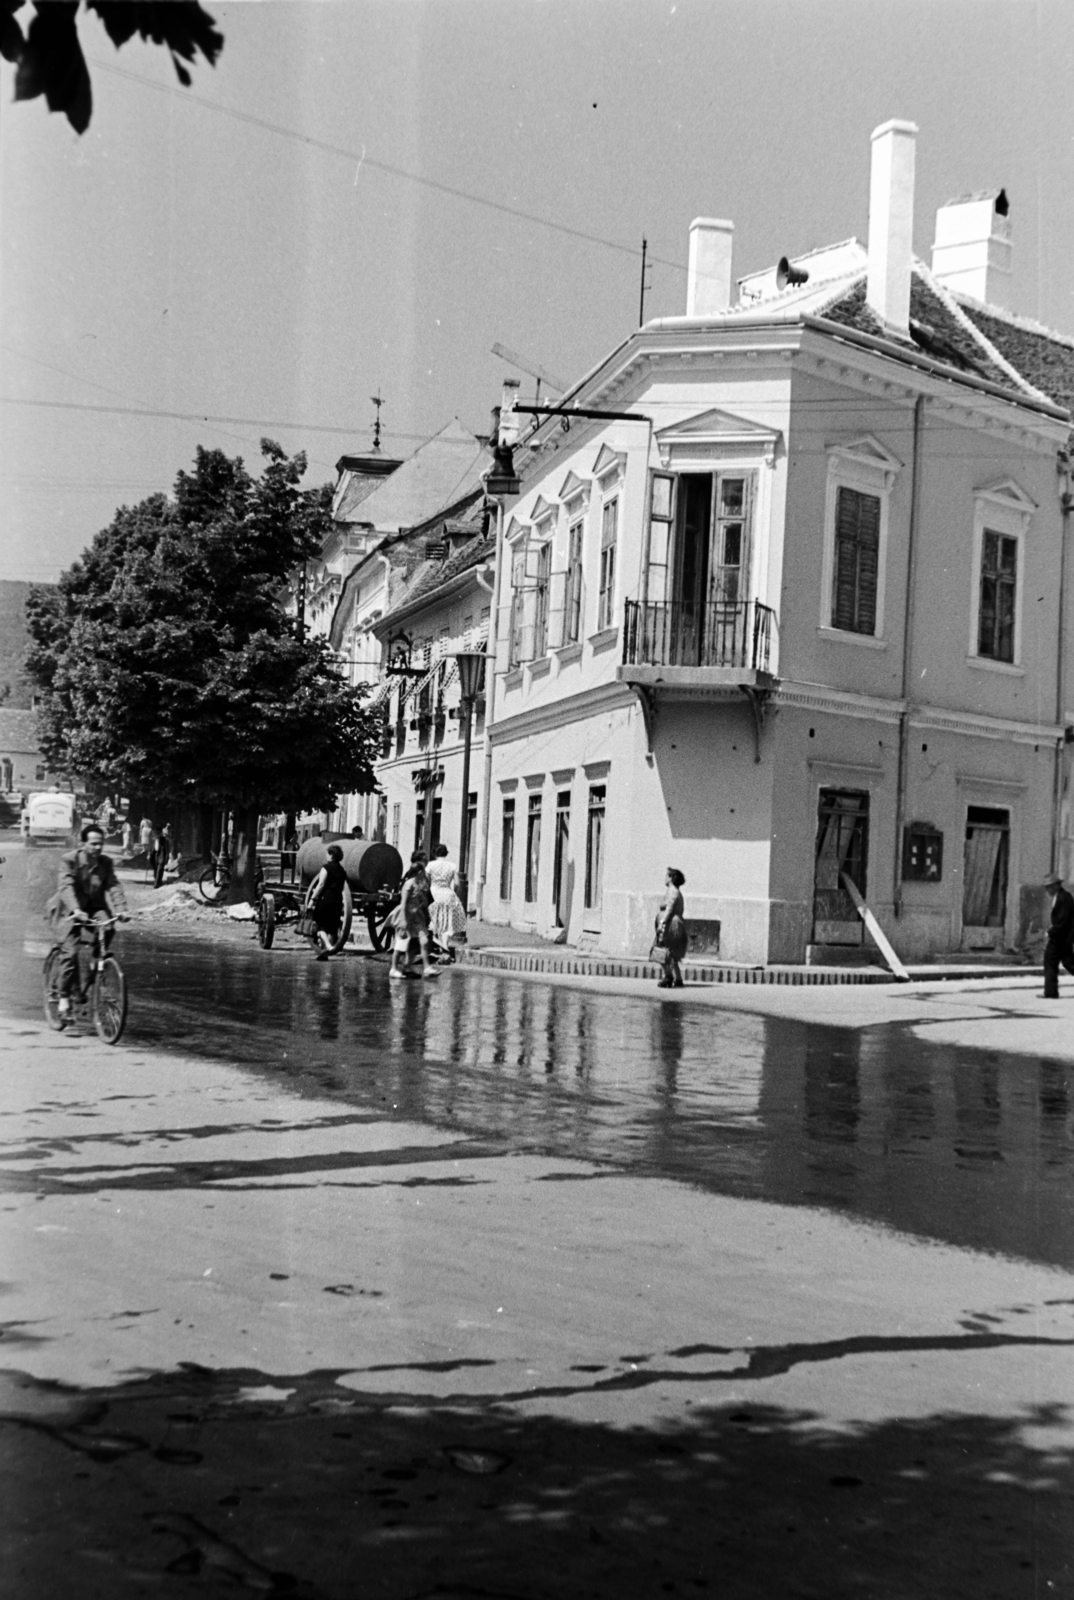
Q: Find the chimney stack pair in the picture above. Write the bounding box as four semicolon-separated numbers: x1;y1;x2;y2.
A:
681;122;1008;327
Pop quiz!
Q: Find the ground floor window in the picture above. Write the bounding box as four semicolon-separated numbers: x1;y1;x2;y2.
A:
584;785;606;916
525;794;542;903
552;791;571;928
500;797;515;900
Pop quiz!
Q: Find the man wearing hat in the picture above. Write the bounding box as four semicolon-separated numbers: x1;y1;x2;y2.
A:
1042;871;1074;997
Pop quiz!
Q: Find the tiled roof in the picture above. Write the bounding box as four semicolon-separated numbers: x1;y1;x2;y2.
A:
953;301;1074;415
379;502;493;626
333;419;490;532
0;708;41;753
818;271;1024;392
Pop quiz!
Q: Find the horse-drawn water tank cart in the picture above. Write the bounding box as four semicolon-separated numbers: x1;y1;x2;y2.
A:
256;837;403;953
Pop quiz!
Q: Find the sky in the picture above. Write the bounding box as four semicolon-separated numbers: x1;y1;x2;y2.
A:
2;0;1073;583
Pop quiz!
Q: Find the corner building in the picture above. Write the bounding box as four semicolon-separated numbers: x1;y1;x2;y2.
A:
481;124;1074;965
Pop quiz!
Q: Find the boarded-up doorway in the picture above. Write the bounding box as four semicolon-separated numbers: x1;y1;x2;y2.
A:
813;789;869;945
962;806;1010;950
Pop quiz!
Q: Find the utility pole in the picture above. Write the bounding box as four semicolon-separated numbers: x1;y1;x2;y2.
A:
639;237;649;327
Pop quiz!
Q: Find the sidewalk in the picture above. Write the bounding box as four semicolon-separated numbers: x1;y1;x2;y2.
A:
460;927;1040;988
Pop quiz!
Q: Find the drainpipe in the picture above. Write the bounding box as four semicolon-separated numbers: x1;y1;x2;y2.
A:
1052;445;1073;873
892;395;925;920
473;502;504;918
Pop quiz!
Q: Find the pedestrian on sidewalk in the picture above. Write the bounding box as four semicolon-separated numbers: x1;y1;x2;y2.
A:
1042;871;1074;998
428;843;466;962
389;852;439;980
306;843;348;960
655;867;688;989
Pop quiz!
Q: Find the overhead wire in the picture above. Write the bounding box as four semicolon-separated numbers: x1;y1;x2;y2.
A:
92;59;686;278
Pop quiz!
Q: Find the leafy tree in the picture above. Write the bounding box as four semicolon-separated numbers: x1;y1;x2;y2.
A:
26;440;381;900
1;1;222;135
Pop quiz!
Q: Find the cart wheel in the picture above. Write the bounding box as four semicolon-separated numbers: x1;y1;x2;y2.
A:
327;884;353;956
257;892;276;949
366;909;387;952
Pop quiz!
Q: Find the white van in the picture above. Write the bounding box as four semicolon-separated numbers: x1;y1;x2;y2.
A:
26;790;77;847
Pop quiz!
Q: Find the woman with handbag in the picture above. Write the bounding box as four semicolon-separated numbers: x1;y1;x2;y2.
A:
654;867;688;988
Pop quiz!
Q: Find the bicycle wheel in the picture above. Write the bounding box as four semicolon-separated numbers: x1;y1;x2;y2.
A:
198;864;229;905
43;948;66;1030
257;892;276;949
93;956;127;1044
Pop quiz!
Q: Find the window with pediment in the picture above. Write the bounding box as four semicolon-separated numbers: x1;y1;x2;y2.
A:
969;480;1036;667
821;435;902;641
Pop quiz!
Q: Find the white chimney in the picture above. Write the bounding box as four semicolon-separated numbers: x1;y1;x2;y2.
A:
686;217;734;317
866;119;918;335
930;191;1011;307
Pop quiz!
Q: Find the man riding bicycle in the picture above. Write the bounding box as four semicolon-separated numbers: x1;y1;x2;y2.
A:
55;824;131;1017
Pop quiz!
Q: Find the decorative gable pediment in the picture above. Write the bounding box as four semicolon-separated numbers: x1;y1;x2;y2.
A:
530;494;557;526
504;515;529;546
591;444;627;482
826;434;903;489
557;469;591;506
655;407;780;468
974;477;1038;522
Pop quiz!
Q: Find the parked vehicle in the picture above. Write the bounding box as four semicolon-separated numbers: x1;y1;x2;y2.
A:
26;790;77;847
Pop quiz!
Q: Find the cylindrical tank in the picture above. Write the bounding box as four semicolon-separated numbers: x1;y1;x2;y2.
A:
296;837;403;895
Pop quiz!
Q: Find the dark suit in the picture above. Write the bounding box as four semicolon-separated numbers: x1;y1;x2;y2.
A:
56;848;128;997
1043;885;1074;997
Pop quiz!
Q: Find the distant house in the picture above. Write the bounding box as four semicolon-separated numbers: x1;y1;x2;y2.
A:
0;581;57;820
480;122;1074;964
365;501;493;880
0;579;40;709
0;708;49;805
271;422;491;845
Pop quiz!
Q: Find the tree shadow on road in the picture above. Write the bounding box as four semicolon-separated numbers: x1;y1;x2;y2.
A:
3;1364;1072;1598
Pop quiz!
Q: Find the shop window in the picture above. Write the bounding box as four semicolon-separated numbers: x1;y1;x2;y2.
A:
584;785;606;915
525;794;542;903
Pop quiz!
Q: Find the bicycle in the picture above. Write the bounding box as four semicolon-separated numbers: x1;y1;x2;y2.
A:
43;915;128;1045
198;852;232;905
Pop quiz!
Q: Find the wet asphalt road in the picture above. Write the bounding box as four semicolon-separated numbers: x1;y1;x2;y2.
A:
4;840;1074;1600
5;839;1072;1270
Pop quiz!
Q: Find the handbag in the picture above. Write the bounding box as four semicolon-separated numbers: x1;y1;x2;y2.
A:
297;912;319;940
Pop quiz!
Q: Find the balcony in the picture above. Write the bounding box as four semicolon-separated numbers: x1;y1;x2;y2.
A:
618;600;778;757
620;599;776;683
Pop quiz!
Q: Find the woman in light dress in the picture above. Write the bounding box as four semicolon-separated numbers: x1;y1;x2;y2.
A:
427;842;467;961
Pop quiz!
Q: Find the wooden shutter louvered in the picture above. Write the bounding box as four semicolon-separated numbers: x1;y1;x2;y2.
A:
832;487;880;635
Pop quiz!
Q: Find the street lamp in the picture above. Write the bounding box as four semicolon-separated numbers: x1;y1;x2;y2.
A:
452;651;487;914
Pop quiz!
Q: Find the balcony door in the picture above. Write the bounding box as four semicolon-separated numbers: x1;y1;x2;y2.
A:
669;472;752;665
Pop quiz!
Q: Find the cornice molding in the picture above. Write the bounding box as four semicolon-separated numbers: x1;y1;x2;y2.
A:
489;680;635;746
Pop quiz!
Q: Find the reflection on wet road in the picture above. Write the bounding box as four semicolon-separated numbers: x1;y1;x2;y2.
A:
6;919;1069;1270
2;842;1072;1270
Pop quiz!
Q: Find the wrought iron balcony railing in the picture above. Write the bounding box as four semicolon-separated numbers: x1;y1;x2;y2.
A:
622;599;775;673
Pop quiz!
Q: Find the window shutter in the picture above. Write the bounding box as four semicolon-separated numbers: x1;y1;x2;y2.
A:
547;566;567;649
832;487;880;635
